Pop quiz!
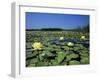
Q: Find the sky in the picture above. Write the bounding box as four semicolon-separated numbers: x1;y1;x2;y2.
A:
26;12;89;29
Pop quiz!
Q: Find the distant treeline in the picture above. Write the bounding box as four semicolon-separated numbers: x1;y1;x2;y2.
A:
26;28;64;31
74;24;89;32
26;25;89;32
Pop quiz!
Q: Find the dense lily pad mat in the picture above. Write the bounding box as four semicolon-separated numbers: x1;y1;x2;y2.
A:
26;31;89;67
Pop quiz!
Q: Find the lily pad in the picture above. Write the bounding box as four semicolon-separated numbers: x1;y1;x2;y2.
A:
30;58;38;64
80;57;89;64
57;51;66;64
69;60;80;65
69;53;79;58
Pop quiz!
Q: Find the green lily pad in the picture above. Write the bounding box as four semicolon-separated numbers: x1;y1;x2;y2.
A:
73;47;80;51
30;58;38;64
69;53;79;58
57;51;66;64
42;51;55;57
26;51;37;59
36;61;48;66
28;63;36;67
26;43;32;49
66;55;72;61
69;60;80;65
51;60;58;66
80;57;89;64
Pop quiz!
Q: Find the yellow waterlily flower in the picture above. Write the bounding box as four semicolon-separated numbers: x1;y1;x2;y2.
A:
81;36;86;40
32;42;42;50
59;37;64;40
67;42;74;47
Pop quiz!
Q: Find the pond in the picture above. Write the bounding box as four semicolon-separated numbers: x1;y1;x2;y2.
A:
51;39;89;47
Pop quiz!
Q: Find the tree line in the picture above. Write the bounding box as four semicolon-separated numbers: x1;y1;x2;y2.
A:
26;24;89;32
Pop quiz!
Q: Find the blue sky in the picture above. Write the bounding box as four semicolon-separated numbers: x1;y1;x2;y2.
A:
26;12;89;29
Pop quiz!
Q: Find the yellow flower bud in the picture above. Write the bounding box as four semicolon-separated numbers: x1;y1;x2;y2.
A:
81;36;86;40
59;37;64;40
67;42;74;47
